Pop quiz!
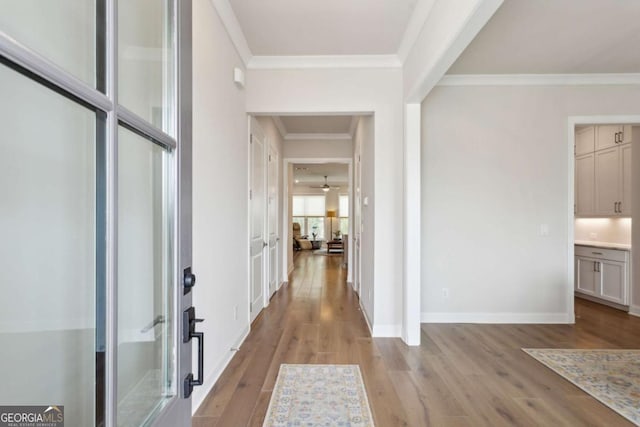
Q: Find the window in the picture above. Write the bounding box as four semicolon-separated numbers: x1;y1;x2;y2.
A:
293;195;326;239
339;195;349;236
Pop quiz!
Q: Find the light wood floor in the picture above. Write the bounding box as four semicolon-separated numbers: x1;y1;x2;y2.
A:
193;251;639;426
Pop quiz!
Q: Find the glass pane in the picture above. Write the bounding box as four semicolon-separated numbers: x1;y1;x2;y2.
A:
308;217;325;240
292;217;306;236
339;195;349;217
117;127;174;426
339;218;349;236
0;65;97;426
0;1;99;87
118;0;175;135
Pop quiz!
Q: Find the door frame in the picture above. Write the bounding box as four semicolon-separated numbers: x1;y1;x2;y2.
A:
567;115;640;321
267;142;281;299
282;158;354;284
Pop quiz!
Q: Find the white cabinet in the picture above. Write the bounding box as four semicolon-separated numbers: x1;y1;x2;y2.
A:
595;147;620;215
575;245;629;307
596;125;632;151
575;126;595;156
575;125;632;217
575;153;595;215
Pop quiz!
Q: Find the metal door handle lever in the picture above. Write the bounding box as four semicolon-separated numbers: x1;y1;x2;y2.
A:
140;315;165;333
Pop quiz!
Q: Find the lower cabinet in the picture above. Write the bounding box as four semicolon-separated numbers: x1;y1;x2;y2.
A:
575;246;629;306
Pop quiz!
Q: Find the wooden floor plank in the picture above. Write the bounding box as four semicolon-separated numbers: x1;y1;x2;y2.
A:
195;252;638;426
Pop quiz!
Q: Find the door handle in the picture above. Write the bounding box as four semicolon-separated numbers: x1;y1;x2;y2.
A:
140;315;165;333
183;307;204;398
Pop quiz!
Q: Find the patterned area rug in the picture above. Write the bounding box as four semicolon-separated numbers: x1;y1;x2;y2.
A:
263;364;375;426
524;349;640;425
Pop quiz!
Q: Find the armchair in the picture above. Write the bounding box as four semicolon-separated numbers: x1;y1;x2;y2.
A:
292;222;312;250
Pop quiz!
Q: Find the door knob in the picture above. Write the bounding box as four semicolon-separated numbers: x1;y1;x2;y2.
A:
183;267;196;295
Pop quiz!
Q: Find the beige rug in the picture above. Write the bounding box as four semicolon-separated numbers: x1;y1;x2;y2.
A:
524;349;640;425
263;364;375;426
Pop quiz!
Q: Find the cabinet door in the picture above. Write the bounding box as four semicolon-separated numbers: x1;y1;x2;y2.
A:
576;257;598;296
575;153;595;215
595;147;619;215
600;260;627;305
596;125;621;151
620;143;632;216
621;125;633;145
575;126;595;156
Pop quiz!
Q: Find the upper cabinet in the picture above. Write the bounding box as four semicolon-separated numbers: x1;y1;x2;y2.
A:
596;125;632;151
575;125;633;217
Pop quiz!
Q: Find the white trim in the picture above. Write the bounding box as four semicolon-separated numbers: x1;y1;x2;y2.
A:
247;55;402;70
439;73;640;87
372;324;402;337
209;0;252;66
629;305;640;318
567;115;640;325
397;0;437;63
272;116;287;139
192;325;250;415
403;103;421;346
348;116;358;138
406;0;503;102
285;133;352;141
421;312;572;324
360;299;373;336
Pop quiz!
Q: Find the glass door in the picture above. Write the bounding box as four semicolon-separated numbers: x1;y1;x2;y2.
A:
0;1;195;426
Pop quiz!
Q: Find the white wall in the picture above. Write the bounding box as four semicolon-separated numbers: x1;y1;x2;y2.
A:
421;84;640;322
575;218;631;245
192;0;248;411
284;138;353;159
247;68;404;336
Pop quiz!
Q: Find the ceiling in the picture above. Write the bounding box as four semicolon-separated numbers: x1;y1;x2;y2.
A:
228;0;418;55
293;163;349;186
448;0;640;75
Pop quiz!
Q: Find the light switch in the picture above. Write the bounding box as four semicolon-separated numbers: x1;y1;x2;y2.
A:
363;196;369;206
539;224;549;236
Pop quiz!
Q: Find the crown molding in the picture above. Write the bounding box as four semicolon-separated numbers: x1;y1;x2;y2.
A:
285;133;352;141
397;0;437;63
438;73;640;87
210;0;252;66
247;55;402;70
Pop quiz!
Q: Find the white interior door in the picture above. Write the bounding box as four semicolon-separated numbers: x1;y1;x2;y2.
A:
268;145;280;298
250;119;267;322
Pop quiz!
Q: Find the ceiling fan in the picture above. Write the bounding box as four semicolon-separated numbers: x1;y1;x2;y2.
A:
310;176;340;192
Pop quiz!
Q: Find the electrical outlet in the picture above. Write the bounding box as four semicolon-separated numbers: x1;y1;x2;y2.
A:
442;288;449;299
539;224;549;236
234;305;238;321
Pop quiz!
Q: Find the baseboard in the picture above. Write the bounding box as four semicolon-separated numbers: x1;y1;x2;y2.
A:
360;300;373;336
191;325;250;415
372;324;402;337
421;312;572;324
629;305;640;317
575;293;629;312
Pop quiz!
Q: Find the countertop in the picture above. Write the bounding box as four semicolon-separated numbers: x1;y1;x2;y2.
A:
575;240;632;251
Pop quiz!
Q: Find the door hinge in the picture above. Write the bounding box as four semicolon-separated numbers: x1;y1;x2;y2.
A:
250;134;253;144
249;189;252;200
269;154;272;161
358;155;361;162
250;302;253;312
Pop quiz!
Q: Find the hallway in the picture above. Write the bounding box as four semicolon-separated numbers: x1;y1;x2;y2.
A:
194;252;637;426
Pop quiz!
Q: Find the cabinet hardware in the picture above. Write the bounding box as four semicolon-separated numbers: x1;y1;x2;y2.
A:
596;262;601;273
619;201;622;213
593;261;597;272
592;252;603;255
